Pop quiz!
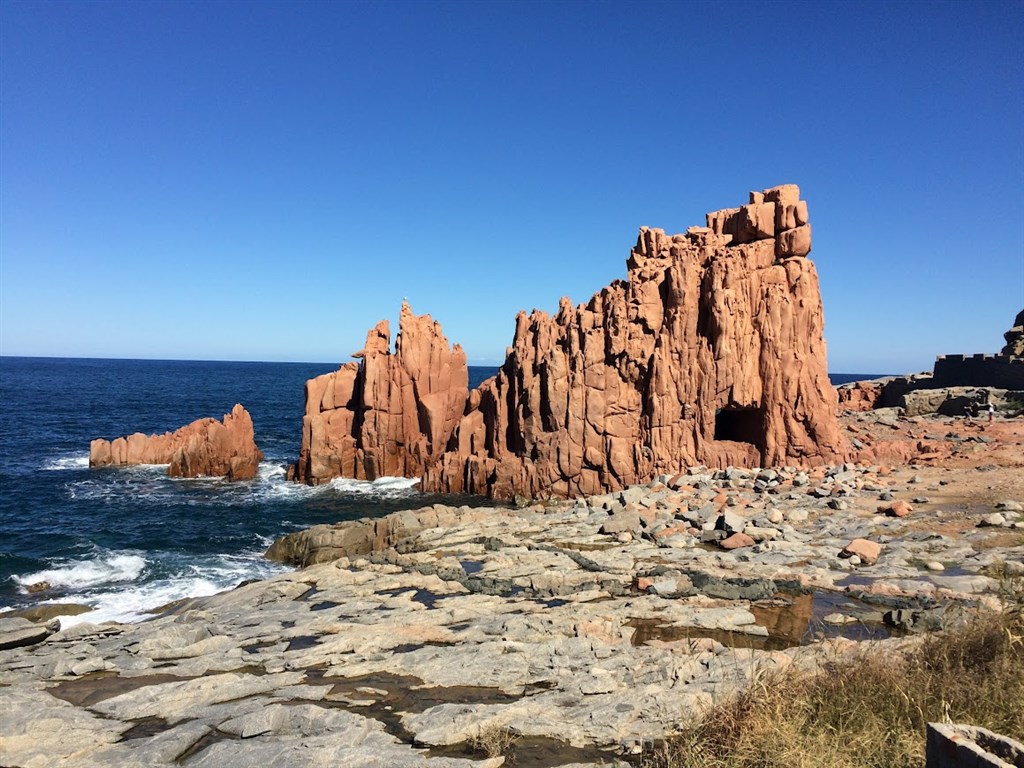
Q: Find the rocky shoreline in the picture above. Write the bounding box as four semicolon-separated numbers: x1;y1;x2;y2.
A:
2;411;1022;767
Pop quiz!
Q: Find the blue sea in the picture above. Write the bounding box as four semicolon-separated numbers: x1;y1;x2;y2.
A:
0;357;883;626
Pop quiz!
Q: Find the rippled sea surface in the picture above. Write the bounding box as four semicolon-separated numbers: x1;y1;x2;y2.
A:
0;357;499;625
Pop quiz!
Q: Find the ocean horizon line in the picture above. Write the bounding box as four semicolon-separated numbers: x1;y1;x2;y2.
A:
0;354;893;380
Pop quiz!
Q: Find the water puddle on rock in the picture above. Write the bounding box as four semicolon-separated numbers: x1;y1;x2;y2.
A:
300;668;628;767
377;587;451;609
556;541;618;552
48;672;195;707
119;717;176;741
628;590;892;650
285;635;320;652
431;734;630;768
627;618;789;651
310;600;341;611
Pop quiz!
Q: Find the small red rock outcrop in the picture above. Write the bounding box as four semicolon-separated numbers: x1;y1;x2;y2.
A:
89;404;263;480
292;184;847;499
836;381;885;412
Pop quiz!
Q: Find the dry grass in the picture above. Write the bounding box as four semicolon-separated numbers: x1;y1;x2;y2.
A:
971;530;1024;550
642;597;1024;768
468;723;519;761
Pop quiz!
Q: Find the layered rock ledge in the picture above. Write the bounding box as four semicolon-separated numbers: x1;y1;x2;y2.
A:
89;404;263;481
292;185;845;499
4;419;1023;766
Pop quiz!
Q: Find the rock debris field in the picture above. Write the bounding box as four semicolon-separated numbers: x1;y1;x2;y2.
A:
2;413;1022;767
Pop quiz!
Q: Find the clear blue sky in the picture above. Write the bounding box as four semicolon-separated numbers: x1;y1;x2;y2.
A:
2;0;1021;374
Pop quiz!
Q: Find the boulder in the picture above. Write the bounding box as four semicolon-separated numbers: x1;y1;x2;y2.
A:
719;532;755;550
90;404;262;481
265;505;506;567
841;539;881;565
836;380;885;412
292;185;846;499
880;500;913;518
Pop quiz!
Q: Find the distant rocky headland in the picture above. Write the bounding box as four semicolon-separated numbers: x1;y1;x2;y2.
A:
837;309;1024;417
291;185;846;499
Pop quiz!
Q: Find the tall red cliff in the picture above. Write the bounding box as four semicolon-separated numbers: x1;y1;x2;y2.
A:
289;303;469;484
292;185;846;498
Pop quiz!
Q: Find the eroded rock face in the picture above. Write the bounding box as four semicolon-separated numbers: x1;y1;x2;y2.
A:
1002;309;1024;357
289;303;469;484
294;185;845;498
90;404;263;480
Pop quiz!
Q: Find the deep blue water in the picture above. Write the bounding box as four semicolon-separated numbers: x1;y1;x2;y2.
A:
0;357;500;624
0;357;882;625
829;373;886;386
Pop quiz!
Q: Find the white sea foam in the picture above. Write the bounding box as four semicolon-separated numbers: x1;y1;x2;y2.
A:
38;550;291;628
255;469;421;501
14;552;147;591
327;476;421;496
258;462;287;481
40;454;90;471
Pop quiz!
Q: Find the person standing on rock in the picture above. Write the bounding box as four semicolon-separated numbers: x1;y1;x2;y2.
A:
987;402;995;422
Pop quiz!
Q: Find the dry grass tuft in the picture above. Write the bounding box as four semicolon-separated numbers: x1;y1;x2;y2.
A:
643;599;1024;768
468;723;520;761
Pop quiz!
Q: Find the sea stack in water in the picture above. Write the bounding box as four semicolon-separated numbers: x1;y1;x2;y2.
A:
90;404;263;481
292;184;845;499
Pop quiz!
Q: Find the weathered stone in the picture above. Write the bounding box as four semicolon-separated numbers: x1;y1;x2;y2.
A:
841;539;881;565
266;506;511;567
599;510;641;535
1001;309;1024;357
290;302;469;485
293;186;846;499
927;722;1024;768
880;500;913;518
719;532;755;550
90;404;262;480
0;617;56;650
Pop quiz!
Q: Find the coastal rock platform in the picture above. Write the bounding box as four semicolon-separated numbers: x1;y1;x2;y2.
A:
4;414;1022;767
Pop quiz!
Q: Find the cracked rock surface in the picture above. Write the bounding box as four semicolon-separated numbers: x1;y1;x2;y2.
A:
3;418;1022;766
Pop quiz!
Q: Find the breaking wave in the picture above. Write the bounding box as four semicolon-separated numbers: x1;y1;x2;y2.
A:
11;547;289;628
14;552;146;591
40;453;90;471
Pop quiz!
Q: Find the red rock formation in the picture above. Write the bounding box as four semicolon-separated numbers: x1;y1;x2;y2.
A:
89;404;263;480
293;185;846;499
836;381;885;411
289;303;468;484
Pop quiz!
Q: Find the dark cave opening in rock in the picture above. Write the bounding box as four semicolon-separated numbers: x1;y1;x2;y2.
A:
714;406;766;448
